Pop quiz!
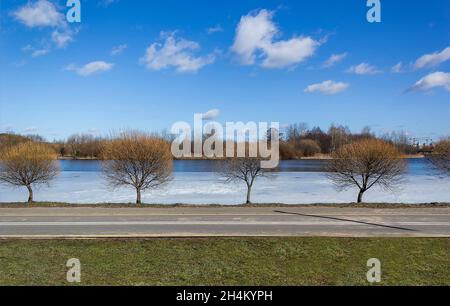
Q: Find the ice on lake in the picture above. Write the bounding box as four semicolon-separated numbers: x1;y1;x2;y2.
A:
0;161;449;204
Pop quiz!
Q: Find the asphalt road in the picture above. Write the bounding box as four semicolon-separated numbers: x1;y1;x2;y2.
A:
0;207;449;238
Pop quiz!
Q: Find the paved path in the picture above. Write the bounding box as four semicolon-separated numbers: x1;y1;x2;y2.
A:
0;207;449;238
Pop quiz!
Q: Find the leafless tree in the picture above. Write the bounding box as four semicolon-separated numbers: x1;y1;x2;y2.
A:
0;142;59;203
328;124;350;152
100;132;173;204
327;139;406;203
220;157;266;204
429;140;450;174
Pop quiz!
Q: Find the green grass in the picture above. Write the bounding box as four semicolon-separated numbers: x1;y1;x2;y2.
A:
0;238;448;286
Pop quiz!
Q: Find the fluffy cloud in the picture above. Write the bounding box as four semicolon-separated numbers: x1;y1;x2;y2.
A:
413;47;450;69
323;53;347;68
391;62;403;73
31;49;50;57
408;71;450;92
52;29;74;48
12;0;64;27
111;44;128;56
201;109;220;120
140;33;216;73
66;61;114;76
22;45;50;58
207;25;223;34
304;80;349;95
347;63;381;75
23;126;38;133
231;9;320;69
13;0;76;50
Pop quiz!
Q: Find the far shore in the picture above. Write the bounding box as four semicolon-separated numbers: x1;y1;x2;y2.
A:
57;154;427;161
0;202;449;209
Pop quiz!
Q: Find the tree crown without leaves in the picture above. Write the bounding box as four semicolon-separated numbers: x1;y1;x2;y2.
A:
0;141;59;187
327;139;406;193
430;140;450;174
101;132;173;191
221;157;265;186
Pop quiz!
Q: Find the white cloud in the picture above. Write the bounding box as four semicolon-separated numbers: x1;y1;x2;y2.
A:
140;32;216;73
0;125;14;133
66;61;114;76
231;9;320;69
111;44;127;56
207;25;223;34
52;29;74;48
99;0;119;7
413;46;450;70
87;128;101;135
31;49;50;57
13;0;76;49
408;71;450;92
323;53;347;68
22;45;33;52
391;62;403;73
304;80;349;95
12;0;64;28
23;127;38;133
347;63;381;75
22;45;50;57
201;109;220;120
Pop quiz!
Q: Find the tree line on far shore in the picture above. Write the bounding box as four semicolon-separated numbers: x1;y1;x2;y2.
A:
0;124;431;160
0;131;449;205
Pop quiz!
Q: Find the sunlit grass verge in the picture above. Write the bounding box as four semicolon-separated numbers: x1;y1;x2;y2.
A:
0;238;448;286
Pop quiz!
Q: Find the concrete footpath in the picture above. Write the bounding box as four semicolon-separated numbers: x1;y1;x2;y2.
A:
0;206;449;238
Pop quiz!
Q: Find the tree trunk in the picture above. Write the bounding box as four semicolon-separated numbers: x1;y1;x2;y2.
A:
246;185;252;205
136;188;142;205
357;190;364;203
26;185;33;204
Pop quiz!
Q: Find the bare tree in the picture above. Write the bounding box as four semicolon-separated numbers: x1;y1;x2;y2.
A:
429;140;450;174
327;139;406;203
220;157;266;204
101;132;173;204
328;124;350;152
0;142;59;203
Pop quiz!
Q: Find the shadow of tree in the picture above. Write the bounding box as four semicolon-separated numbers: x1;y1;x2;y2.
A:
273;210;416;232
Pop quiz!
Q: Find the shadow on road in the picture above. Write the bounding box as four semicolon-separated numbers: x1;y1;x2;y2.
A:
273;210;416;232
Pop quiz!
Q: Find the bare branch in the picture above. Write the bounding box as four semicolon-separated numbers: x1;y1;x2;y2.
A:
429;140;450;175
219;156;266;204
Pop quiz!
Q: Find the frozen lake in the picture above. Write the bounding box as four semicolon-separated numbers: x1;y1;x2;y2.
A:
0;159;449;204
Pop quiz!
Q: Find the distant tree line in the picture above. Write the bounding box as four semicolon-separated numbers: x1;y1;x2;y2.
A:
0;124;439;161
42;125;426;160
54;134;104;158
280;123;419;159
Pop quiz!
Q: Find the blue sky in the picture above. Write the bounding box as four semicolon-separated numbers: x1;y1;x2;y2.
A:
0;0;449;141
